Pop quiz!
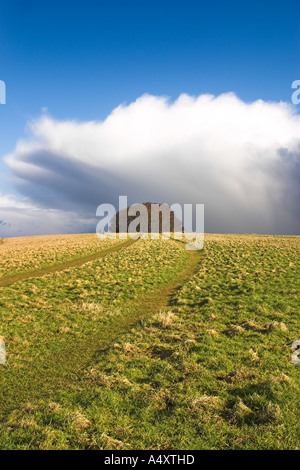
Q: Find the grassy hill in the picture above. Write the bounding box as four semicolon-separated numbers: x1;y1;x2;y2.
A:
0;234;299;449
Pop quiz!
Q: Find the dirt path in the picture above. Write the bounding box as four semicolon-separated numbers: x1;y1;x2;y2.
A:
0;241;202;415
70;244;202;370
0;238;137;288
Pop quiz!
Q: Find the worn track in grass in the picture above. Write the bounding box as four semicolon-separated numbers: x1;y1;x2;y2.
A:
0;240;202;415
0;238;137;288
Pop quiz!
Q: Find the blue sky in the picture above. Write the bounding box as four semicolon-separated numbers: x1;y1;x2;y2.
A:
0;0;299;235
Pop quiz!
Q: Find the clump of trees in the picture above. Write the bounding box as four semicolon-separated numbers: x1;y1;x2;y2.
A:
113;202;183;234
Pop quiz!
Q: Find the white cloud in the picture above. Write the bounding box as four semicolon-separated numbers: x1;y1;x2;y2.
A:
0;192;36;209
2;92;300;236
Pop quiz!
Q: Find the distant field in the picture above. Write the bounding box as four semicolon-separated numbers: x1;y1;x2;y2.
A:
0;234;120;279
0;234;299;449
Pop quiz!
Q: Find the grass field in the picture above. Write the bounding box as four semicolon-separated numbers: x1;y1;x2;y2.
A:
0;234;120;279
0;234;299;449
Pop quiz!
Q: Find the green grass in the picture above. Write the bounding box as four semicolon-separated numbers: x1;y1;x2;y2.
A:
0;234;119;279
0;235;299;449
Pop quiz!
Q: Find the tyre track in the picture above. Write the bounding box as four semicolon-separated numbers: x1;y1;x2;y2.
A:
0;238;137;288
0;240;202;415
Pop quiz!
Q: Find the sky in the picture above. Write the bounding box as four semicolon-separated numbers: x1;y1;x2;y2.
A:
0;0;299;236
